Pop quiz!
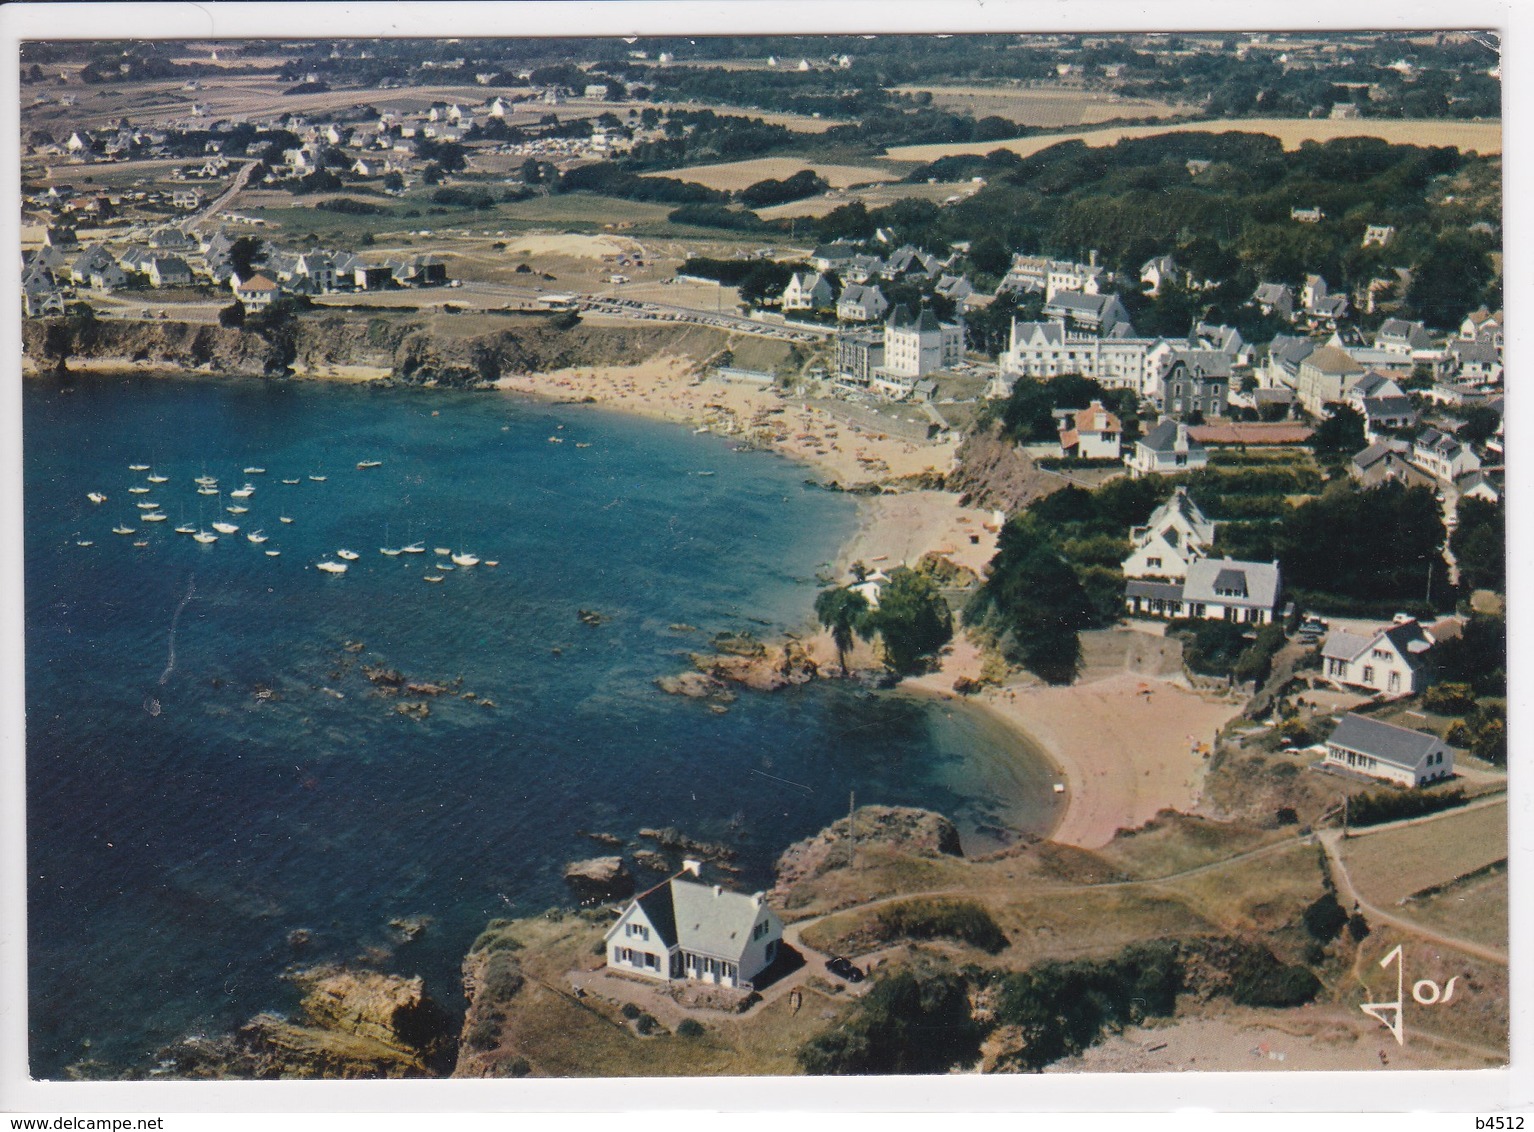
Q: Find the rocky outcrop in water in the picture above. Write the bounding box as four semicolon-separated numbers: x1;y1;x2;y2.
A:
153;966;455;1079
563;856;634;902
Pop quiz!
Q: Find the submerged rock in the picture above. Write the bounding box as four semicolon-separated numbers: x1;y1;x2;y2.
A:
638;826;736;862
562;856;634;902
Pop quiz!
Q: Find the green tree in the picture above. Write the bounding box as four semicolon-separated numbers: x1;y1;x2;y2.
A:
797;970;980;1075
1450;497;1504;592
864;568;953;676
966;519;1097;684
814;586;872;675
1309;404;1366;459
218;299;246;329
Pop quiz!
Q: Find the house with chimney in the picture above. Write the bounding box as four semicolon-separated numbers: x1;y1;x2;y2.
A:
1323;714;1452;788
1320;617;1436;698
1055;400;1122;460
1121;487;1217;581
1127;419;1208;477
1124;557;1283;625
604;867;783;991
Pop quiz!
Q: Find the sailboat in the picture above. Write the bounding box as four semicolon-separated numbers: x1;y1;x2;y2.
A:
356;460;382;469
112;523;136;535
230;484;255;499
174;522;196;535
135;500;159;510
423;574;444;583
142;512;168;522
451;552;480;567
244;466;266;475
434;547;451;557
227;505;249;515
400;543;425;554
193;530;218;544
265;549;281;557
281;478;301;485
87;492;107;504
197;485;218;496
147;471;169;484
336;549;360;561
316;560;348;574
308;473;328;483
128;486;150;495
279;516;294;524
212;520;239;534
247;530;268;544
128;464;150;472
195;474;217;487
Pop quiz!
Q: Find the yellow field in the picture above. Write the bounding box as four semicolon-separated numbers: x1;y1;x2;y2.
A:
892;84;1187;128
647;157;898;192
882;117;1504;163
1341;799;1507;907
753;180;977;221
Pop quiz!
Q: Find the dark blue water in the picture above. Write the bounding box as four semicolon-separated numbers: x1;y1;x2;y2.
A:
24;374;1059;1078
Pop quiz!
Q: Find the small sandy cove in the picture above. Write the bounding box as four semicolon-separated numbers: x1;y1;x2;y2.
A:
500;357;1240;849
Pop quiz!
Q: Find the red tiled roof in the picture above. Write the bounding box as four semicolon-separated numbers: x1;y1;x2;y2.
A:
1188;423;1315;445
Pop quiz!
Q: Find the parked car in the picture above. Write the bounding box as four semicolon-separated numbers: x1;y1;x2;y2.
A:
826;956;864;983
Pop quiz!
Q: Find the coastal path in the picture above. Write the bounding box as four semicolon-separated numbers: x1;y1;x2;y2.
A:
1317;794;1509;966
186;159;259;233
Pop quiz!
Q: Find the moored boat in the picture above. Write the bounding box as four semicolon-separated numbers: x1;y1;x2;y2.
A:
143;512;168;522
87;492;107;504
193;530;218;544
244;467;266;475
128;486;150;495
212;521;239;534
423;575;444;583
247;530;268;544
112;525;136;535
279;516;294;524
316;560;348;574
451;552;480;567
128;464;150;472
336;549;360;561
400;543;425;554
147;473;169;484
357;460;382;469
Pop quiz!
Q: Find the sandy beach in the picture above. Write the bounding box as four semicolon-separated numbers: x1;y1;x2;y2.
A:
497;356;1242;852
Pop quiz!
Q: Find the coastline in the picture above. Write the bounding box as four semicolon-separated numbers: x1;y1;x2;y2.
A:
494;357;1243;852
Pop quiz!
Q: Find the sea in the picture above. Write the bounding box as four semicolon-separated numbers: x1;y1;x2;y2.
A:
22;373;1061;1078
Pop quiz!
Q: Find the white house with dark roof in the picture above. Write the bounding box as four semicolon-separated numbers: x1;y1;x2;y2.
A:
604;870;783;990
1043;290;1131;334
1122;486;1217;581
1345;372;1418;436
1124;556;1282;624
1127;419;1208;477
1252;282;1295;320
1001;320;1164;393
1265;334;1316;390
781;270;833;311
1295;345;1365;416
1321;617;1436;698
1375;318;1433;358
1323;713;1453;787
1447;338;1502;383
881;305;962;378
1411;427;1481;484
837;282;888;322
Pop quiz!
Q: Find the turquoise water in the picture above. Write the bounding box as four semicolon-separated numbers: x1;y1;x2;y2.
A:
24;374;1060;1077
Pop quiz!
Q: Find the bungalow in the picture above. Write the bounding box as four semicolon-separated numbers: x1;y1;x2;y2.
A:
231;271;279;308
1321;617;1435;698
604;871;783;991
1411;428;1481;484
837;282;888;323
1124;556;1282;625
1323;713;1453;788
780;270;833;312
1122;486;1217;581
1127;419;1208;477
809;243;857;273
1055;400;1123;460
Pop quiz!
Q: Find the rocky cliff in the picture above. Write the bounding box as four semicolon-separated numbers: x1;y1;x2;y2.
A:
771;805;963;905
22;312;738;386
947;425;1065;514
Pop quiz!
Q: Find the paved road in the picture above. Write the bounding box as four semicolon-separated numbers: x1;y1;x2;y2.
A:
187;160;259;231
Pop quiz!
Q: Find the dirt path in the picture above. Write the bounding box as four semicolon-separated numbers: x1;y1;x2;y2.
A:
1318;794;1509;966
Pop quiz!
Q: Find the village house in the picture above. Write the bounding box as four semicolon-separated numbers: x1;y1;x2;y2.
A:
1323;713;1453;788
231;271;280;308
1446;338;1502;383
1361;223;1396;247
1345;372;1418;436
1127;419;1208;477
1321;617;1435;698
780;270;833;312
604;871;783;991
1055;400;1123;460
835;327;884;386
879;305;963;379
836;282;889;323
1252;282;1295;320
1264;334;1316;389
1295;345;1366;416
1299;274;1349;330
809;243;857;273
1158;354;1230;419
1043;290;1131;334
1374;318;1434;358
1122;486;1217;581
1124;556;1283;625
1460;308;1502;346
146;255;193;288
1140;253;1179;296
1457;469;1502;504
1411;427;1481;483
1290;206;1325;223
1349;439;1437;490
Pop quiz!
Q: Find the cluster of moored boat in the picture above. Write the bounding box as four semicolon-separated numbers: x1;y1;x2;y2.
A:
77;460;499;582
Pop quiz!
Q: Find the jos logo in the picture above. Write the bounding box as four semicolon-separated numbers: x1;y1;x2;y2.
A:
1360;944;1460;1044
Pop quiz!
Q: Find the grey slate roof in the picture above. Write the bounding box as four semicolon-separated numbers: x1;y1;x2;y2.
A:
1182;557;1281;610
1138;419;1205;454
1125;579;1184;601
668;879;765;960
1326;713;1445;770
